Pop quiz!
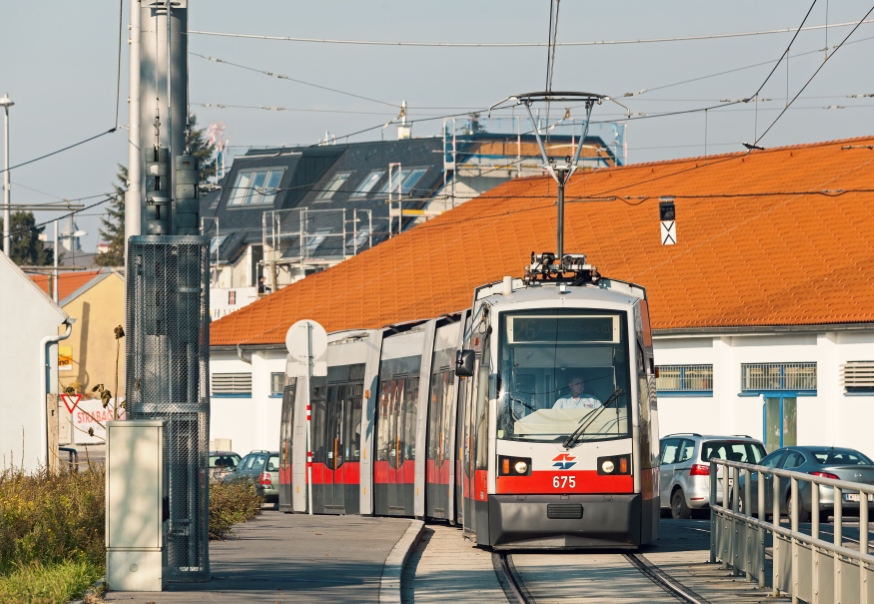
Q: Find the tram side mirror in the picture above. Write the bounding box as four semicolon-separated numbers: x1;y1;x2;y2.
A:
455;350;475;377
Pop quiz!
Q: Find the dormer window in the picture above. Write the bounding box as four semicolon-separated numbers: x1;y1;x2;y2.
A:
228;168;284;206
317;172;352;201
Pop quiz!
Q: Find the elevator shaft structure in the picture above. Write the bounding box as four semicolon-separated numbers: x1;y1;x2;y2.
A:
125;0;209;583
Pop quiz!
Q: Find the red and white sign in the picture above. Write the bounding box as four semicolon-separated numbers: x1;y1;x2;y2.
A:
71;398;126;444
60;393;82;414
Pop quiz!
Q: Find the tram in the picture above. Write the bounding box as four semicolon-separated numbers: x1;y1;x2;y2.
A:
278;254;660;548
278;90;660;548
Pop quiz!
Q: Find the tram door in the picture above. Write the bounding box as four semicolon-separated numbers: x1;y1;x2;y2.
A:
426;349;455;519
375;356;421;516
312;364;365;514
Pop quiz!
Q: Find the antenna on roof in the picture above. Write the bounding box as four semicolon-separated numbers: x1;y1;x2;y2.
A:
489;91;624;278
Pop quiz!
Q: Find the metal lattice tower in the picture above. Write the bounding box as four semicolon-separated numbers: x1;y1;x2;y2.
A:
126;235;210;581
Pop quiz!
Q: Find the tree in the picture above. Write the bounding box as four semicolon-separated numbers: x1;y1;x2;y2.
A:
95;164;127;267
0;211;55;266
95;113;217;265
186;113;217;194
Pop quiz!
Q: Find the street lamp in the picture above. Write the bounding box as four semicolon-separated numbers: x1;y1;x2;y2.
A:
0;93;13;257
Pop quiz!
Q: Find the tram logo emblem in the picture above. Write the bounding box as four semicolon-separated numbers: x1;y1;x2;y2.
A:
552;453;577;470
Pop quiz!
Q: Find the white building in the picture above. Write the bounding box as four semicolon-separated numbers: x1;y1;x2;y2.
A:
654;327;874;457
0;253;73;472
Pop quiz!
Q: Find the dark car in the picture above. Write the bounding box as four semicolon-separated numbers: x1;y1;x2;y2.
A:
737;446;874;523
226;450;280;508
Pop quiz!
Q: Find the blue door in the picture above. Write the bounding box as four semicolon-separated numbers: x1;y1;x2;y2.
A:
763;395;797;452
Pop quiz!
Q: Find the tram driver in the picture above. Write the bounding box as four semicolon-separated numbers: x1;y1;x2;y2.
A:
553;375;602;410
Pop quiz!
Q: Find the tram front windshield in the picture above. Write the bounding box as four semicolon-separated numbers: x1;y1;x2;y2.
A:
497;309;632;443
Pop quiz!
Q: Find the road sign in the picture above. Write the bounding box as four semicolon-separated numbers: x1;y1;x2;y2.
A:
61;393;82;414
285;320;328;377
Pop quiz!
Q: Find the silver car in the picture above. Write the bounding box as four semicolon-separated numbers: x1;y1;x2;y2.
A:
737;446;874;524
659;434;767;519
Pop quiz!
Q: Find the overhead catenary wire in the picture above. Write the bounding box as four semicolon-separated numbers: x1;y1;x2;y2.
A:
188;19;874;48
755;3;874;145
190;52;400;108
0;129;117;175
6;196;115;238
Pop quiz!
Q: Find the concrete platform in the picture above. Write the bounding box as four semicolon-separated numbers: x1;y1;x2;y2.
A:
104;511;413;603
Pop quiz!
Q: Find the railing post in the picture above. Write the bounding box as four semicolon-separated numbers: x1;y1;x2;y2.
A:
710;460;717;564
791;477;799;604
860;492;868;604
744;467;753;582
732;465;741;575
834;486;842;604
758;467;766;589
723;461;731;569
811;478;820;604
773;473;781;598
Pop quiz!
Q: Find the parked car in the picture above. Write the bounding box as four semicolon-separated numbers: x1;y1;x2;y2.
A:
736;446;874;524
659;434;767;519
209;451;241;482
225;450;280;509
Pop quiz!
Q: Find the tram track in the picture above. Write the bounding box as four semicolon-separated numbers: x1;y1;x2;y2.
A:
492;551;710;604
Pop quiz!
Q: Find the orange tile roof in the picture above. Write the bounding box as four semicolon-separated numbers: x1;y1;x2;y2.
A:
30;269;104;303
211;135;874;346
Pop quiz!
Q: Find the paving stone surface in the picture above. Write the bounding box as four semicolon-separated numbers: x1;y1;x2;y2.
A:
104;512;412;603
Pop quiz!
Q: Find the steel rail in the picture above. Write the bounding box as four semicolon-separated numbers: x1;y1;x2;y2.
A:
623;553;711;604
492;553;532;603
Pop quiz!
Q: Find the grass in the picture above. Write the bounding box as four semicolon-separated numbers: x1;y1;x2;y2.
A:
0;560;103;604
209;480;264;540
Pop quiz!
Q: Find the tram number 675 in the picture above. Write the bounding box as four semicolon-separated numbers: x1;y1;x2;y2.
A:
553;475;576;489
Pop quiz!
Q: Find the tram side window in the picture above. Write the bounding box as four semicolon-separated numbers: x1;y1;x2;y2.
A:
376;380;393;462
428;372;444;462
344;383;363;462
402;377;419;462
311;380;328;464
475;336;491;471
440;371;454;465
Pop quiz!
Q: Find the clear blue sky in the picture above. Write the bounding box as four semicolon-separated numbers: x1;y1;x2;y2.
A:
2;1;872;251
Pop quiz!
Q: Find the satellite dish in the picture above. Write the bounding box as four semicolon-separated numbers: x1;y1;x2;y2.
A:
286;319;328;361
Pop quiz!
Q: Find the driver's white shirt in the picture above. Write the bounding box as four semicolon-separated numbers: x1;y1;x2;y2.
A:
553;395;602;410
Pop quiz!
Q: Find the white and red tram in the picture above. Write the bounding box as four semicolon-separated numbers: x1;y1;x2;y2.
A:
279;256;660;548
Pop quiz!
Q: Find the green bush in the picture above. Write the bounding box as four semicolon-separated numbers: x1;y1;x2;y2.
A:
0;465;105;574
209;480;263;540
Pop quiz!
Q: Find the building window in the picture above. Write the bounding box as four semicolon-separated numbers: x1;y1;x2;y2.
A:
741;363;816;392
212;372;252;396
228;168;284;206
304;228;332;256
841;361;874;393
317;172;351;200
656;365;713;394
351;170;385;197
379;168;428;196
270;372;285;396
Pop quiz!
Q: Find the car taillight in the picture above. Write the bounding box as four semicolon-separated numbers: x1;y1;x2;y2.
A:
809;471;839;480
259;472;272;485
690;464;710;476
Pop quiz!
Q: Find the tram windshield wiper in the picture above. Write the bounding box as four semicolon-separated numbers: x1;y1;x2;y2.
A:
562;388;624;449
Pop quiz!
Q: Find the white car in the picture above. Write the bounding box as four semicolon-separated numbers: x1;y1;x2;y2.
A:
659;434;766;519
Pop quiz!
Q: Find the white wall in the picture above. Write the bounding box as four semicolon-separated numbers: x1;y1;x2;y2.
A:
209;349;286;456
0;255;67;472
654;329;874;458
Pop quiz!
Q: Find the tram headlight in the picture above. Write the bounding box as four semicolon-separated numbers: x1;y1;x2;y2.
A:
597;454;631;475
498;455;532;476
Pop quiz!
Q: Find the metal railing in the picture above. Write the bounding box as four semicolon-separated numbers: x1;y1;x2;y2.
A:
710;458;873;603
